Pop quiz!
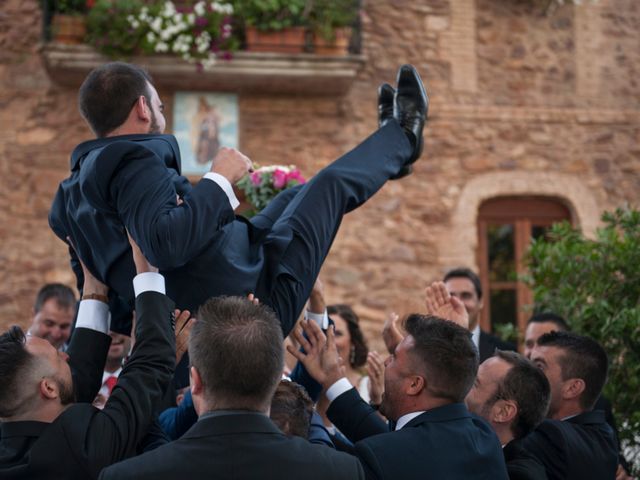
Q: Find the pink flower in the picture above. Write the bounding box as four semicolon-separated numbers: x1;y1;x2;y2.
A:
272;169;287;189
286;169;306;185
250;171;262;186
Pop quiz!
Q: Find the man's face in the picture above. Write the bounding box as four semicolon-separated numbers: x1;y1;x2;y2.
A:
530;345;564;418
25;335;74;405
380;335;417;421
146;81;166;134
465;356;512;423
524;321;559;359
445;277;483;331
30;299;74;350
107;331;132;364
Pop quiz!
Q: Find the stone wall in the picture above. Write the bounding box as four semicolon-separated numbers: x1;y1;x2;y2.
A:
1;0;638;353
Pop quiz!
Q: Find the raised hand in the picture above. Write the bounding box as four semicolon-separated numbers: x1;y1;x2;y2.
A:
307;277;325;314
210;147;253;184
247;293;260;305
286;319;345;389
174;309;193;363
366;351;385;405
382;311;404;355
126;230;158;274
424;281;469;329
67;236;108;298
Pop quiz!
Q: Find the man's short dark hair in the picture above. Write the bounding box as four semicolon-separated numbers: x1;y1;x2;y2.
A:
492;350;551;439
537;331;608;410
527;312;570;332
405;315;478;402
78;62;153;137
0;326;37;418
443;268;483;300
270;380;313;438
327;304;368;368
34;283;76;313
189;296;284;409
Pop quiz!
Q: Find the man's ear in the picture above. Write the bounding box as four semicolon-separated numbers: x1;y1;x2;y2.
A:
492;399;517;424
190;366;203;396
134;95;151;123
562;378;585;401
406;375;425;396
39;378;59;400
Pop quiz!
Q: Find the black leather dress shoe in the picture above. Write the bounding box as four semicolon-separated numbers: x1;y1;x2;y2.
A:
394;65;428;164
378;82;395;126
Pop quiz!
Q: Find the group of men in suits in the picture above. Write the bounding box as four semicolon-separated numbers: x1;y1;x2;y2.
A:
0;56;629;480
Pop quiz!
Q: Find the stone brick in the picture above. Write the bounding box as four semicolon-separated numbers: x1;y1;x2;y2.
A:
0;0;639;343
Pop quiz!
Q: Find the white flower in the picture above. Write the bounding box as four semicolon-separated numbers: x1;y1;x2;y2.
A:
155;42;169;53
146;31;156;43
187;13;195;24
194;1;206;16
151;17;163;33
162;1;176;17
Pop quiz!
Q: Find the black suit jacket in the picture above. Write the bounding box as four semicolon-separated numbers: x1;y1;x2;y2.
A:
67;327;111;403
100;412;363;480
0;291;175;480
519;410;617;480
479;330;516;362
503;439;548;480
327;388;509;480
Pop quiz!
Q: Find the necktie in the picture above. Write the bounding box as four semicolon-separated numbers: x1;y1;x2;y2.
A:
105;375;118;395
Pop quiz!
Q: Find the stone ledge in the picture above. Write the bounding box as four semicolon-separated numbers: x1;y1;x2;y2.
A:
432;102;640;124
41;43;366;95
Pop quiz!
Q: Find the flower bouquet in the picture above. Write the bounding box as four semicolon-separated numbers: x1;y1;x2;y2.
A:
237;165;306;216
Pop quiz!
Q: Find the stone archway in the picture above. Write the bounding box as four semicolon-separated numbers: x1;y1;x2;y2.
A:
437;171;602;269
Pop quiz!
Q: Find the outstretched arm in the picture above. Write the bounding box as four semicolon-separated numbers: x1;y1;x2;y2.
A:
66;239;112;403
102;143;250;270
85;233;176;476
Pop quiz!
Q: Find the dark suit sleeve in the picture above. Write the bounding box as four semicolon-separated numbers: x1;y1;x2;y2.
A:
519;423;567;479
67;327;112;403
82;291;176;478
327;388;389;443
94;142;236;270
354;442;384;480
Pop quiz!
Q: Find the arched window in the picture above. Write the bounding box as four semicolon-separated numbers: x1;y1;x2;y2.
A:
477;196;572;336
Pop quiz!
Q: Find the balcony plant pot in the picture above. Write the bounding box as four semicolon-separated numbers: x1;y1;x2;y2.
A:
313;27;351;55
245;26;306;54
51;14;87;44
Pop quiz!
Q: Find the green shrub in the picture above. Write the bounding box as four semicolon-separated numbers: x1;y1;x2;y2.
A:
525;207;640;472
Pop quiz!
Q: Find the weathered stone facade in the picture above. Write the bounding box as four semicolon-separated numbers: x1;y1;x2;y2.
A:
1;0;638;351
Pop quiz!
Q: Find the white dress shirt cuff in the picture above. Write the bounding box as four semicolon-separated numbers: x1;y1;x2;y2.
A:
76;299;111;334
325;377;353;403
305;309;329;330
133;272;166;296
203;172;240;210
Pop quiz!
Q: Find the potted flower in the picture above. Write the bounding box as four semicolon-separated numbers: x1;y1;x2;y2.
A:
48;0;90;44
237;165;306;216
87;0;239;69
307;0;357;55
86;0;147;57
232;0;308;54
